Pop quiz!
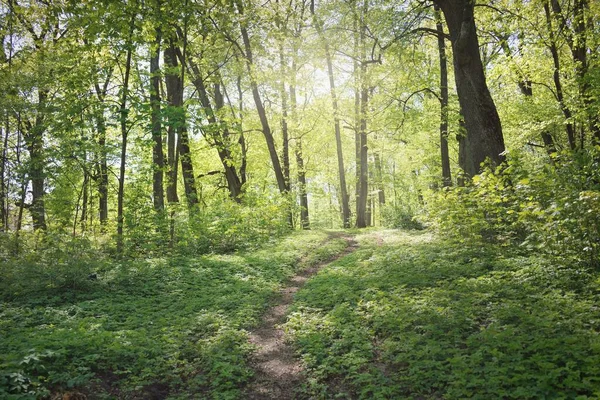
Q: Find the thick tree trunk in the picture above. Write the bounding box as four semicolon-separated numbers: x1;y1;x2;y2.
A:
25;89;48;231
434;0;505;177
150;28;165;212
435;5;452;187
311;0;350;227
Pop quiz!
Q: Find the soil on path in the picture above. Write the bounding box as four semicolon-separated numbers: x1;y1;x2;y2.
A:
242;234;359;399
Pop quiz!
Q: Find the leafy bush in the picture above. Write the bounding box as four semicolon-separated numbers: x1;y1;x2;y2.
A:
121;194;291;256
381;203;425;230
426;150;600;268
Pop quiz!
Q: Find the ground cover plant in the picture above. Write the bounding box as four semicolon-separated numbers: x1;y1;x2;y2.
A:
0;231;349;399
285;230;600;399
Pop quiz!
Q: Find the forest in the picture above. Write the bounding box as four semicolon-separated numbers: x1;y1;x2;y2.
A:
1;0;599;398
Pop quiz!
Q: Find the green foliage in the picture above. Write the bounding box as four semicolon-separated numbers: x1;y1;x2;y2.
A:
426;150;600;268
381;203;425;230
111;191;291;256
284;230;600;399
0;230;346;399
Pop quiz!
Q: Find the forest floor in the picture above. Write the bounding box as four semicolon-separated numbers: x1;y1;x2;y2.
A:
242;233;359;399
1;228;599;399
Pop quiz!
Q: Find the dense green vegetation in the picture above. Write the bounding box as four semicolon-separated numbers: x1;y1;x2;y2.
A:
0;231;348;399
1;0;599;398
286;230;600;399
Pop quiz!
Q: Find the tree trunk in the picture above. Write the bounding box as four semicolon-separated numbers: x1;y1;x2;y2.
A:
278;43;294;228
543;1;576;150
164;42;182;205
237;0;288;194
95;109;109;225
214;82;244;200
80;168;89;232
117;22;134;254
279;45;290;190
435;5;452;187
150;28;165;212
311;0;350;227
187;58;243;201
499;34;557;156
355;0;369;228
434;0;505;177
290;41;310;230
549;0;599;144
0;119;8;231
374;152;385;207
25;89;48;231
237;75;248;185
353;12;361;222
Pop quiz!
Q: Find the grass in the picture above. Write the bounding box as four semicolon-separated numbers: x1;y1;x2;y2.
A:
284;229;600;399
0;230;349;400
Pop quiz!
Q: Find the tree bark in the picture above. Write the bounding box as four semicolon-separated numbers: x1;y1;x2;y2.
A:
543;1;576;150
289;42;310;229
374;152;385;206
150;27;165;212
214;81;244;200
164;42;182;205
550;0;599;144
80;167;89;232
434;0;505;177
95;109;109;225
236;0;288;194
117;20;134;254
187;58;243;201
355;0;369;228
279;44;291;192
237;75;248;185
25;89;48;230
499;35;557;156
435;5;452;187
0;118;8;231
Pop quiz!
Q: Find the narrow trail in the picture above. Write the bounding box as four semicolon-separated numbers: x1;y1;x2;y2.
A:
243;234;359;399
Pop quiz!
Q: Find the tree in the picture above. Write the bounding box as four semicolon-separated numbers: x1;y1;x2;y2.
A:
311;0;350;227
433;0;506;177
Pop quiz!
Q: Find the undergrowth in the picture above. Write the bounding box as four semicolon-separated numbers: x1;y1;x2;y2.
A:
0;230;348;399
285;230;600;399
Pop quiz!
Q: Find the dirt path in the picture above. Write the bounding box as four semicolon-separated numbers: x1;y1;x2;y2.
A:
243;235;359;399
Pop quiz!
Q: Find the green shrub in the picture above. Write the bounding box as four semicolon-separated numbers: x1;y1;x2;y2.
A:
426;149;600;268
